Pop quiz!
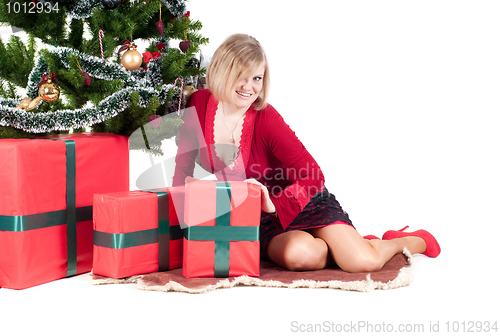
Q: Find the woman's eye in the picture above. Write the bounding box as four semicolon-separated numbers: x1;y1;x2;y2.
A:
253;76;262;82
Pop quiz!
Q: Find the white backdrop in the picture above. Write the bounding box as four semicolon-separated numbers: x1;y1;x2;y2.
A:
186;0;500;258
1;1;499;335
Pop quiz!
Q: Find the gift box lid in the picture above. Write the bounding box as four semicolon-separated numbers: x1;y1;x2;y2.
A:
0;133;129;217
184;180;261;228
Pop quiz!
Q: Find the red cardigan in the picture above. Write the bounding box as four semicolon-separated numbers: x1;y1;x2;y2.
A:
173;89;325;230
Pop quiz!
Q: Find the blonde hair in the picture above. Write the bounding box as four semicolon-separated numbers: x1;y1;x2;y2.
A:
206;34;269;110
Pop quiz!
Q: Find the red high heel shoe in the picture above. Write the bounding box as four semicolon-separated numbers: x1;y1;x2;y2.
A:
363;235;380;240
382;226;441;258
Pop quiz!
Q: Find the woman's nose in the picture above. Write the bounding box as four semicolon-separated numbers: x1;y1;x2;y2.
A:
240;78;251;90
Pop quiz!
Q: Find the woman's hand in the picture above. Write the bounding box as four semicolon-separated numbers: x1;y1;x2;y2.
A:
244;178;276;214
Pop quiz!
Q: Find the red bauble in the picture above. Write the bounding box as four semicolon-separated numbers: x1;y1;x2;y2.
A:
148;115;162;128
81;71;91;86
156;20;164;35
179;40;192;53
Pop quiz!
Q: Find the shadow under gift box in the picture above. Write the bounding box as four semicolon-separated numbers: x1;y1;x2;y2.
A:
92;187;184;279
0;133;129;289
183;180;261;278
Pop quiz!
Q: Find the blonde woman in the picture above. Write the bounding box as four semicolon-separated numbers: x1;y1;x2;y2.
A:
173;34;440;272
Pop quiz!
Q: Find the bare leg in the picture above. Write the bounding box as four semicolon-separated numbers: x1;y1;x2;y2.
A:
309;225;426;273
267;230;333;271
266;225;426;272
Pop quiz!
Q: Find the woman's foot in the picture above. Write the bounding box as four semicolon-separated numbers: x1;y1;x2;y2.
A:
382;226;441;257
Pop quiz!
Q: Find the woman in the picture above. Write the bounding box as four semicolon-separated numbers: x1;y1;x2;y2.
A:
173;34;440;272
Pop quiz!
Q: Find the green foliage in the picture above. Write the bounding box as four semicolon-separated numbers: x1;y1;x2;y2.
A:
0;0;208;146
0;34;36;87
0;79;19;99
0;125;34;138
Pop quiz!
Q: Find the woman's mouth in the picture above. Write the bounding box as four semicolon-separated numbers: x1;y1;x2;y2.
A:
236;91;252;98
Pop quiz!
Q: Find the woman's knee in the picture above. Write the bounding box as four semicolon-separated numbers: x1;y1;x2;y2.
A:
309;224;386;273
279;236;328;271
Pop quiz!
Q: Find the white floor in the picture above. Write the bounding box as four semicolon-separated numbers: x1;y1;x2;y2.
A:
2;1;499;335
0;245;497;336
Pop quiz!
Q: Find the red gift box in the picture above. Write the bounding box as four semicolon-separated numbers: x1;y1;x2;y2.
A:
183;180;261;278
92;187;184;279
0;133;129;289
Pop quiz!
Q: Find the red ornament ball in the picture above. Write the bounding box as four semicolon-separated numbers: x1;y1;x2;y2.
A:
156;20;164;35
179;40;192;53
81;71;91;86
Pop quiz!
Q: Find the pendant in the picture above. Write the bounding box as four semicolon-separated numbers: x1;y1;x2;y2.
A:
229;134;234;143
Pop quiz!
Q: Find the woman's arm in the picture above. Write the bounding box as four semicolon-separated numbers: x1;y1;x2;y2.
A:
259;107;325;229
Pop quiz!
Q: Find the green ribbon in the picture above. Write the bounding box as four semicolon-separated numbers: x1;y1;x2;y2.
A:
94;226;183;249
95;228;155;248
93;190;183;271
184;226;259;242
62;139;77;277
0;139;80;277
146;190;170;271
214;181;231;277
184;181;259;278
0;206;92;232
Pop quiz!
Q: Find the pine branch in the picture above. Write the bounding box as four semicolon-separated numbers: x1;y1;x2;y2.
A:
0;34;36;87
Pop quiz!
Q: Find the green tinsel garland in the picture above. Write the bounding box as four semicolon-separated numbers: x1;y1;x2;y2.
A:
0;84;179;133
0;46;182;133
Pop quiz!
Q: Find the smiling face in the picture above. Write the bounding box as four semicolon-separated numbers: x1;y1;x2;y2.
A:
207;34;270;111
228;62;266;111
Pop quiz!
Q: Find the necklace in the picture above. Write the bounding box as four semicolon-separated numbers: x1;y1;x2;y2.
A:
220;103;246;144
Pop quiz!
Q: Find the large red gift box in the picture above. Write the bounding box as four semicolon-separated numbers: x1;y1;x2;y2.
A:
183;180;261;278
0;133;129;289
92;187;184;279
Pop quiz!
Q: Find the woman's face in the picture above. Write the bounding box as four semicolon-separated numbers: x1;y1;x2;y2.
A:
228;62;265;111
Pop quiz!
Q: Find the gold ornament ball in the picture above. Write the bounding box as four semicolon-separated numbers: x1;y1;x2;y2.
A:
121;49;143;70
38;79;60;102
183;85;197;100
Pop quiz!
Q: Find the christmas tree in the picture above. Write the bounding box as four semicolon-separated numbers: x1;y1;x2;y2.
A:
0;0;208;153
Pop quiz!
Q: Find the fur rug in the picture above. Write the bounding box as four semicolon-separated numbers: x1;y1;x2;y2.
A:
88;249;413;294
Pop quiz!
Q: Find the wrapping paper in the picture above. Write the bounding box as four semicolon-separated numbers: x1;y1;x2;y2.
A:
183;180;261;278
0;133;129;289
93;187;184;279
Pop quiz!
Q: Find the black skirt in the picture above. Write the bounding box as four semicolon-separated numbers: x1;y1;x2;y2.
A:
259;187;354;261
